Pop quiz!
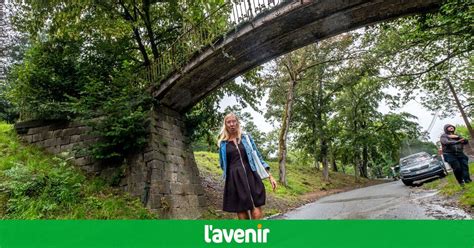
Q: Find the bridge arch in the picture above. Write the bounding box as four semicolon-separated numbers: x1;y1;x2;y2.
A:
152;0;442;113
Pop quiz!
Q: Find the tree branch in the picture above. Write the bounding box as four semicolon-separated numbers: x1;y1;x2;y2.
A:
117;0;150;66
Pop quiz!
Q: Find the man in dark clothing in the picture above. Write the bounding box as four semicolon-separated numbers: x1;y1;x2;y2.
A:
440;124;471;186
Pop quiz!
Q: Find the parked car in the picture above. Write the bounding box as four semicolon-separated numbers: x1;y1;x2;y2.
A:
399;152;448;186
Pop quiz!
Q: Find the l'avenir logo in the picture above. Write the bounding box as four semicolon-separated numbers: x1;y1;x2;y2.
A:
204;224;270;244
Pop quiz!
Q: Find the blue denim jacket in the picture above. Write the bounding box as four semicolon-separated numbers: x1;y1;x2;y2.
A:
218;133;270;179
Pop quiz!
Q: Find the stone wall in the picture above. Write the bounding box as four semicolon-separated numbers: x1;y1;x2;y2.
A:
14;105;206;219
14;120;101;173
120;105;206;219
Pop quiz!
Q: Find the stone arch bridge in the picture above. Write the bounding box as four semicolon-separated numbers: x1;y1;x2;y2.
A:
15;0;443;218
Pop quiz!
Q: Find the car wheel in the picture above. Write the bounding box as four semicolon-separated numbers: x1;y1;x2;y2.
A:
402;179;413;186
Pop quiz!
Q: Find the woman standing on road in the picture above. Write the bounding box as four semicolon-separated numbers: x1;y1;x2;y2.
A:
218;112;277;219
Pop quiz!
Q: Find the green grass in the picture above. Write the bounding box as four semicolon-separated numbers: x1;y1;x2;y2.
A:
194;151;374;201
194;152;222;177
424;162;474;210
0;122;155;219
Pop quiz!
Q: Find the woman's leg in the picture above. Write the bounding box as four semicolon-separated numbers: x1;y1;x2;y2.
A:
250;207;263;219
236;208;263;219
237;211;250;219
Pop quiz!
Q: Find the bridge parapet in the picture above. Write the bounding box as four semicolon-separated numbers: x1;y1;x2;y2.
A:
140;0;290;87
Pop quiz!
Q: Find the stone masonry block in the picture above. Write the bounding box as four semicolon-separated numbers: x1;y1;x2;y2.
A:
170;182;184;195
70;135;81;143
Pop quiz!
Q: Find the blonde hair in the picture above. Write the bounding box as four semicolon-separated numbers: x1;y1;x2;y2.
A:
217;112;242;147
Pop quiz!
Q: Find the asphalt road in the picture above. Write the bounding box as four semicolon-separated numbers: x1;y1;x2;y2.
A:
275;181;471;220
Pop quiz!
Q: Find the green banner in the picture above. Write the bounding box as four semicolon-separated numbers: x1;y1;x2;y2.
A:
0;220;473;248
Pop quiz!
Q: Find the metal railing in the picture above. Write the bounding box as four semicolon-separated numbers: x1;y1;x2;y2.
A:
139;0;290;87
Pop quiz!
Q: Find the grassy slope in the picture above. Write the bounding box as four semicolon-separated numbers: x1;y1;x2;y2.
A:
0;122;154;219
423;163;474;211
194;151;381;218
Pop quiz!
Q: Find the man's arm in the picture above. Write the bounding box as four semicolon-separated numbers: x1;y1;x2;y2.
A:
458;136;469;144
440;134;460;145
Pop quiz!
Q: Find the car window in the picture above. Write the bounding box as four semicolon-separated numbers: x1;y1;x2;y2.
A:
400;154;431;167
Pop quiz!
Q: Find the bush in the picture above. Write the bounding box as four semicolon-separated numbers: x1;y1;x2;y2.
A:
7;36;153;165
71;70;153;163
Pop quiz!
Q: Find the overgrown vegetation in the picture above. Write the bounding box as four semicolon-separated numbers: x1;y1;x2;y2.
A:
0;122;154;219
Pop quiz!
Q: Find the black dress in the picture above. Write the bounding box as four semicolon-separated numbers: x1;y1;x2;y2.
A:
223;141;266;212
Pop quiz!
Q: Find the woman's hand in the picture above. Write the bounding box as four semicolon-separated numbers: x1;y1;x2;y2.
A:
268;175;277;192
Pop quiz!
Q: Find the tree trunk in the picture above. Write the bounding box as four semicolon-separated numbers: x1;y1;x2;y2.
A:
118;0;150;66
352;101;362;181
316;78;330;180
360;145;369;178
278;79;297;186
331;151;338;172
142;0;160;60
445;78;474;150
312;123;320;171
353;161;359;182
321;139;329;181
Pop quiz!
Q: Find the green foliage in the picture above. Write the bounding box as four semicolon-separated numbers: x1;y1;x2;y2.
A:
7;35;153;162
7;38;83;120
0;84;18;123
0;122;154;219
194;151;222;177
6;0;230;164
371;0;473;118
186;95;222;151
71;68;153;162
261;32;426;179
455;124;472;139
459;178;474;207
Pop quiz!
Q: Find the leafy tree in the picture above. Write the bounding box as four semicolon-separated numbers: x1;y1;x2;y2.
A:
371;0;473;138
263;34;361;183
